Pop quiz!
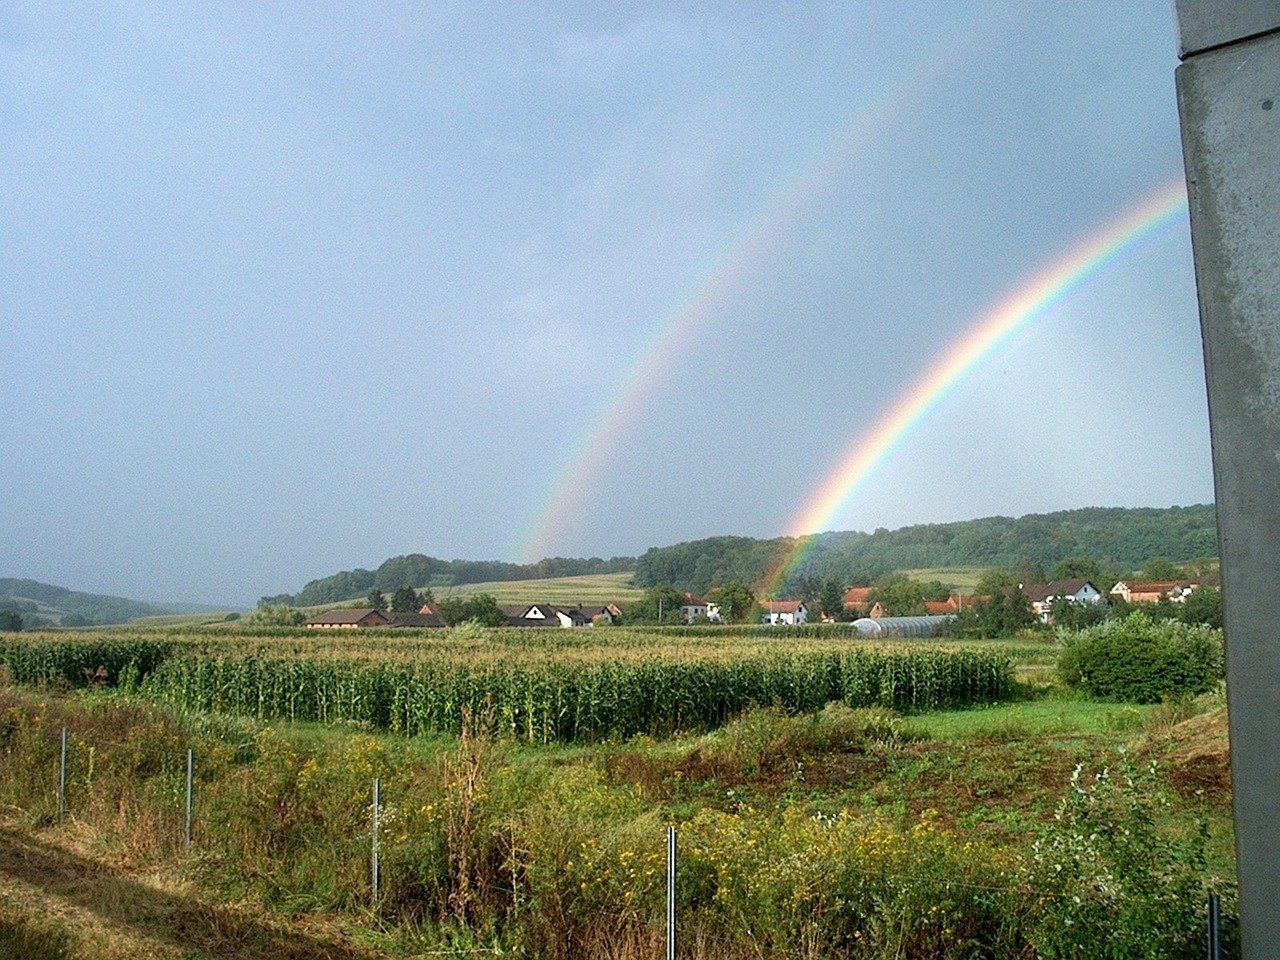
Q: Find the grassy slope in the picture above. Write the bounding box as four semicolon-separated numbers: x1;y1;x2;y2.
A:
900;566;988;591
0;684;1234;958
302;567;1007;614
304;570;643;613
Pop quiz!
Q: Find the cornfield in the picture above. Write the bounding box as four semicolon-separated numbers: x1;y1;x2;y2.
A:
0;631;1013;742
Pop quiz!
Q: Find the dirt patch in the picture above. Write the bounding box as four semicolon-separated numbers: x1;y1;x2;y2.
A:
1159;708;1231;802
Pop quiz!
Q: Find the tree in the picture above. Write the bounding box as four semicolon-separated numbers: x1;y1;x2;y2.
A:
973;568;1019;598
627;585;687;625
868;574;926;617
391;586;420;613
1049;596;1107;630
439;593;507;627
367;588;387;612
243;604;306;627
0;609;22;632
1144;558;1184;580
976;588;1035;636
1051;557;1103;584
714;582;756;624
1179;587;1222;629
818;578;846;621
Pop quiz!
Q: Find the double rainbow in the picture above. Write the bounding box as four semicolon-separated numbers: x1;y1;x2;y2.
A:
755;179;1190;598
514;20;997;564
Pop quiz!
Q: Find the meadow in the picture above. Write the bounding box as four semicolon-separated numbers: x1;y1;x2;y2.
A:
0;624;1237;959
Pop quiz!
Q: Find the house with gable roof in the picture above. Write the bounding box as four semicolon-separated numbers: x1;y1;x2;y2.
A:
760;599;808;625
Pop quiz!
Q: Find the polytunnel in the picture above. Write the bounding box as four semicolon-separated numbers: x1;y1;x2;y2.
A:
851;615;955;639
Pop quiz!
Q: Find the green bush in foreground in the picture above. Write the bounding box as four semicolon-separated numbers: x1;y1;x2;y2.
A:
1057;612;1222;703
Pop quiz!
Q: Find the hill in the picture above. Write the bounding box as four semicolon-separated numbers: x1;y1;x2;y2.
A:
0;579;168;628
271;554;637;608
303;572;644;614
632;505;1218;596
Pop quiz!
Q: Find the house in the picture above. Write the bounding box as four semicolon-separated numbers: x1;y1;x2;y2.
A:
924;596;985;615
505;603;610;628
680;593;710;623
1014;580;1104;622
506;604;562;627
306;608;390;629
385;611;446;628
761;599;808;625
842;587;874;613
1110;580;1183;604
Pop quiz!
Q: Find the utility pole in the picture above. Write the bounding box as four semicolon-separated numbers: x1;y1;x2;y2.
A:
1174;4;1280;954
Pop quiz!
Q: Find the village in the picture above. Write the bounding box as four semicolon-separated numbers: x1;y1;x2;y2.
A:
303;573;1222;631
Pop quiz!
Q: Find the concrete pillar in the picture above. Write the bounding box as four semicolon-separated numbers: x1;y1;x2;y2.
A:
1174;4;1280;955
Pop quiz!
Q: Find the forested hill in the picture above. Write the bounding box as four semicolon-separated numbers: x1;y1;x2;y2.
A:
632;505;1218;596
0;579;166;628
276;555;637;608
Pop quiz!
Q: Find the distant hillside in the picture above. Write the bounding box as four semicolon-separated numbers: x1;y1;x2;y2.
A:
272;554;637;608
0;578;169;628
633;505;1218;596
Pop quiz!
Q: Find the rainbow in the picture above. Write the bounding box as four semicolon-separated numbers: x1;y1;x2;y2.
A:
513;21;999;564
756;179;1190;599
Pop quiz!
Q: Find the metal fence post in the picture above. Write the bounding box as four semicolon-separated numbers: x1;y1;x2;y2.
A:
666;825;677;960
1207;891;1221;960
184;749;194;848
58;727;67;820
371;777;381;907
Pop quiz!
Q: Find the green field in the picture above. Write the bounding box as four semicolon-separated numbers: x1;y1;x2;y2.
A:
303;570;644;613
0;625;1235;959
900;566;989;591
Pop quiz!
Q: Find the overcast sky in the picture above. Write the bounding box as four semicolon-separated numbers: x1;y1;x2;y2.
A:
0;2;1212;605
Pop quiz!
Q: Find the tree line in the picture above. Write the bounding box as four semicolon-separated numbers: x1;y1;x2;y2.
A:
632;505;1217;597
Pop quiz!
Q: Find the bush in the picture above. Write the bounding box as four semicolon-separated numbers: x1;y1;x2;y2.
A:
1057;612;1222;703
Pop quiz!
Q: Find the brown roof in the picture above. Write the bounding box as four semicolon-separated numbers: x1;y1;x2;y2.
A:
306;608;388;626
843;587;873;606
1115;580;1182;598
762;599;804;613
386;611;445;628
681;593;707;606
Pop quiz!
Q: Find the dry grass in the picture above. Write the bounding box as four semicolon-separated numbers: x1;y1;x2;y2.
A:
0;814;377;960
405;571;642;607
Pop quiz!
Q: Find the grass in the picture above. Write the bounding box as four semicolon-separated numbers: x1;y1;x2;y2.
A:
900;566;989;591
0;675;1238;959
301;571;643;613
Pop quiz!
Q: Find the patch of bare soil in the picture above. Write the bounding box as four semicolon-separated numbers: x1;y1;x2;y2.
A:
1159;708;1231;802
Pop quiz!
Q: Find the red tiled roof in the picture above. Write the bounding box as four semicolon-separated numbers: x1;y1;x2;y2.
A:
763;599;804;613
843;587;873;606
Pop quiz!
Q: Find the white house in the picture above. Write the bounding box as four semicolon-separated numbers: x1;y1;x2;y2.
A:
760;599;808;625
1017;580;1103;623
680;593;710;623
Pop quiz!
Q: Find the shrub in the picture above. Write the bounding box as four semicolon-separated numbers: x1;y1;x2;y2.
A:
1056;613;1222;703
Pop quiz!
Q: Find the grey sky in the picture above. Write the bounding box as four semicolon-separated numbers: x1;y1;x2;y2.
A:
1;3;1211;605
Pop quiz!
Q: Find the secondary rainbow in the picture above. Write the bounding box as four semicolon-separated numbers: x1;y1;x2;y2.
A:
513;20;998;564
757;179;1190;599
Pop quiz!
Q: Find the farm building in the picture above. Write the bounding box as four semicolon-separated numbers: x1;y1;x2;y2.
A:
761;600;807;625
1110;580;1183;604
306;608;390;629
852;615;953;638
